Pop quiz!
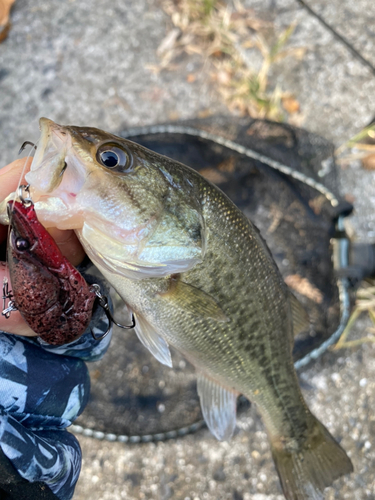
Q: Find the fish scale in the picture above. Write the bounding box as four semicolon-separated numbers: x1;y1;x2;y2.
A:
171;182;301;424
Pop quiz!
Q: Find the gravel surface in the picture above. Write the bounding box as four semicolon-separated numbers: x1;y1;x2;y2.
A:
75;337;375;499
0;0;225;166
1;0;375;499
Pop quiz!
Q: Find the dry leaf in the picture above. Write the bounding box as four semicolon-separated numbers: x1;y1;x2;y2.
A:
308;195;326;215
215;69;232;85
362;153;375;170
160;0;301;121
344;193;355;204
157;28;180;56
0;19;10;42
282;95;300;114
199;168;227;184
287;112;306;128
197;108;212;118
168;110;180;121
186;73;196;82
217;157;236;173
285;274;323;304
0;0;15;26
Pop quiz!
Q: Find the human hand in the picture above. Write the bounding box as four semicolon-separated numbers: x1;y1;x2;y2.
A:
0;158;86;336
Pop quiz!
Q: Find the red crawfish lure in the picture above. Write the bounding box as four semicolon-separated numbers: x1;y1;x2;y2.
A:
2;187;135;345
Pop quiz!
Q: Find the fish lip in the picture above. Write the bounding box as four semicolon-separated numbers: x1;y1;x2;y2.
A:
26;118;76;196
38;117;71;155
39;117;69;145
23;118;87;230
29;117;69;174
39;116;55;133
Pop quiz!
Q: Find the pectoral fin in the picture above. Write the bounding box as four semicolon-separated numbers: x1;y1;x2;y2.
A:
197;374;238;441
289;291;310;337
134;313;172;368
161;279;228;322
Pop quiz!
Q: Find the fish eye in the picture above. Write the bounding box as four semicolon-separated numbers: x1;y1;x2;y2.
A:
96;143;132;172
15;237;30;251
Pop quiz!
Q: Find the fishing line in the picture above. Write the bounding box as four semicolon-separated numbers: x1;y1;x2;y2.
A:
14;139;38;204
294;0;375;77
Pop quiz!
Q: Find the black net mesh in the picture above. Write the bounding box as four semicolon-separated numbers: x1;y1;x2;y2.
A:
75;117;352;439
190;116;341;197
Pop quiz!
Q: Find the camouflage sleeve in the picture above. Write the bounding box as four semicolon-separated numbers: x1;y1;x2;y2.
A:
0;267;114;498
36;300;113;362
0;332;90;500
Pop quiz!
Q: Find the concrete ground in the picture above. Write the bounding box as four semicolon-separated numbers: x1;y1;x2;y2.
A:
0;0;375;498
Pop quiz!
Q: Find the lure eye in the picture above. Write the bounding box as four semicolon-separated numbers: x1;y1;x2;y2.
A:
96;143;132;172
15;237;30;251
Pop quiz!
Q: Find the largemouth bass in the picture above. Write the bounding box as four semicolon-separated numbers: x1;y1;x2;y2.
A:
0;118;353;499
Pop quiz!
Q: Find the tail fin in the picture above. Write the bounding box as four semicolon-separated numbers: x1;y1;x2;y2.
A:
271;418;353;500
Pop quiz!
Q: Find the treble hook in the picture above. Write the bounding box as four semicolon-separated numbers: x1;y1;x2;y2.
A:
90;284;136;341
18;184;33;207
2;279;18;319
18;141;37;155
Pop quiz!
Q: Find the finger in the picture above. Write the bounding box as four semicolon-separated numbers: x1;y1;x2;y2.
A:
0;157;32;200
0;262;37;337
47;228;86;267
0;158;33;244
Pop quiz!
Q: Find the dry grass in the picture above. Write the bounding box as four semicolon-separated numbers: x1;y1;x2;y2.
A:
336;123;375;169
334;283;375;349
157;0;305;120
334;125;375;349
0;0;15;26
0;0;15;42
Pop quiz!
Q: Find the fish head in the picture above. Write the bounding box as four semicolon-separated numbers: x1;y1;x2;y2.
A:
24;118;205;279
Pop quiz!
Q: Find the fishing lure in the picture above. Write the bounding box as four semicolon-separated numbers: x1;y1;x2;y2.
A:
3;195;98;345
2;187;135;345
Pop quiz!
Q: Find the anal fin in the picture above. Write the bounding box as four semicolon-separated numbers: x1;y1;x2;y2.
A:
197;374;238;441
134;313;172;368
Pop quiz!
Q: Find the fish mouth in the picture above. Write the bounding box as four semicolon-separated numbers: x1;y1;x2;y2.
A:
24;118;87;229
28;118;71;192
